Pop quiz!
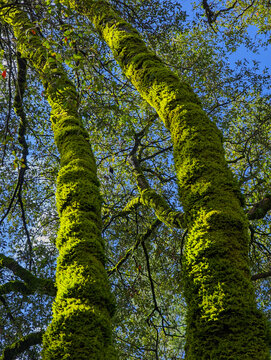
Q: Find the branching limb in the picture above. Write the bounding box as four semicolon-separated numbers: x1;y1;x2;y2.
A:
142;240;158;313
105;132;185;230
0;295;16;324
103;196;142;224
0;25;13;166
0;53;29;228
141;145;173;162
0;280;33;296
0;53;32;268
0;254;56;296
18;196;32;269
129;153;185;229
202;0;238;25
127;129;185;228
1;253;36;282
202;0;218;25
107;219;161;277
0;330;44;360
142;241;177;344
142;240;173;341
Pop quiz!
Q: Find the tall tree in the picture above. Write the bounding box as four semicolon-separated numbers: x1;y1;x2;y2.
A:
0;0;270;359
0;2;116;359
57;1;269;358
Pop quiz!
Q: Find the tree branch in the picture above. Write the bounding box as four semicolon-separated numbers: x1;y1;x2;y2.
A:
0;254;56;296
129;138;185;229
0;52;29;229
247;195;271;220
107;219;161;277
142;240;158;312
0;295;16;324
0;280;33;296
251;271;271;281
120;196;142;214
0;331;44;360
202;0;238;25
129;154;185;229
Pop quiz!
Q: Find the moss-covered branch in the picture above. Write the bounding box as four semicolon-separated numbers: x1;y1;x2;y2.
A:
0;331;43;360
248;194;271;220
111;154;185;229
64;1;269;358
120;196;142;214
0;280;37;296
0;279;55;297
0;253;34;282
129;153;185;229
117;170;185;229
0;254;56;296
0;2;116;359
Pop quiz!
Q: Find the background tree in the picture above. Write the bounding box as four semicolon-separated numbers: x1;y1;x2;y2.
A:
0;0;270;359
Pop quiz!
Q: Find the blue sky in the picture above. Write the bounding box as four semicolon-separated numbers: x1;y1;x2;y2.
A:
177;0;270;71
230;25;271;70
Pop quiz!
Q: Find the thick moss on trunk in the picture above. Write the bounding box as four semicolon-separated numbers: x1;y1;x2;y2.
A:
65;1;269;358
0;3;116;359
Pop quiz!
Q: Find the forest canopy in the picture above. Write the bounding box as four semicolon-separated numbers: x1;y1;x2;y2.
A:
0;0;271;359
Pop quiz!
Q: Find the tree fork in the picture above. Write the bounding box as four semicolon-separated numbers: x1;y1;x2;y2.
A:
0;2;116;359
64;0;269;358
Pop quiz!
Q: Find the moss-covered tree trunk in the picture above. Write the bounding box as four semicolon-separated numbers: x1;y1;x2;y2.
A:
0;3;116;359
64;1;269;358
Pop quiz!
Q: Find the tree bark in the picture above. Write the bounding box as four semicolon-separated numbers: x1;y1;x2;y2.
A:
0;3;116;359
64;1;269;358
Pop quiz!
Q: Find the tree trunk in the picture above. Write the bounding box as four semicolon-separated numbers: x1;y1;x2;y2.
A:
1;4;116;359
65;1;269;358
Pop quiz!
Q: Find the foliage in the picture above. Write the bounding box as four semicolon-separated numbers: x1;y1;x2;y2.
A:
0;0;270;359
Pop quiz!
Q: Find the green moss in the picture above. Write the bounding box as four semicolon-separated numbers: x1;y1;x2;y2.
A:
121;196;142;213
3;1;270;358
141;188;186;228
65;1;270;357
0;3;116;359
42;301;115;360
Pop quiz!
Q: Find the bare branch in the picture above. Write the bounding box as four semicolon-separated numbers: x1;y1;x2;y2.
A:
107;219;161;277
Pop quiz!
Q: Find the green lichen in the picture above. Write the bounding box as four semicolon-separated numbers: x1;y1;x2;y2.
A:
0;3;116;359
65;0;270;358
